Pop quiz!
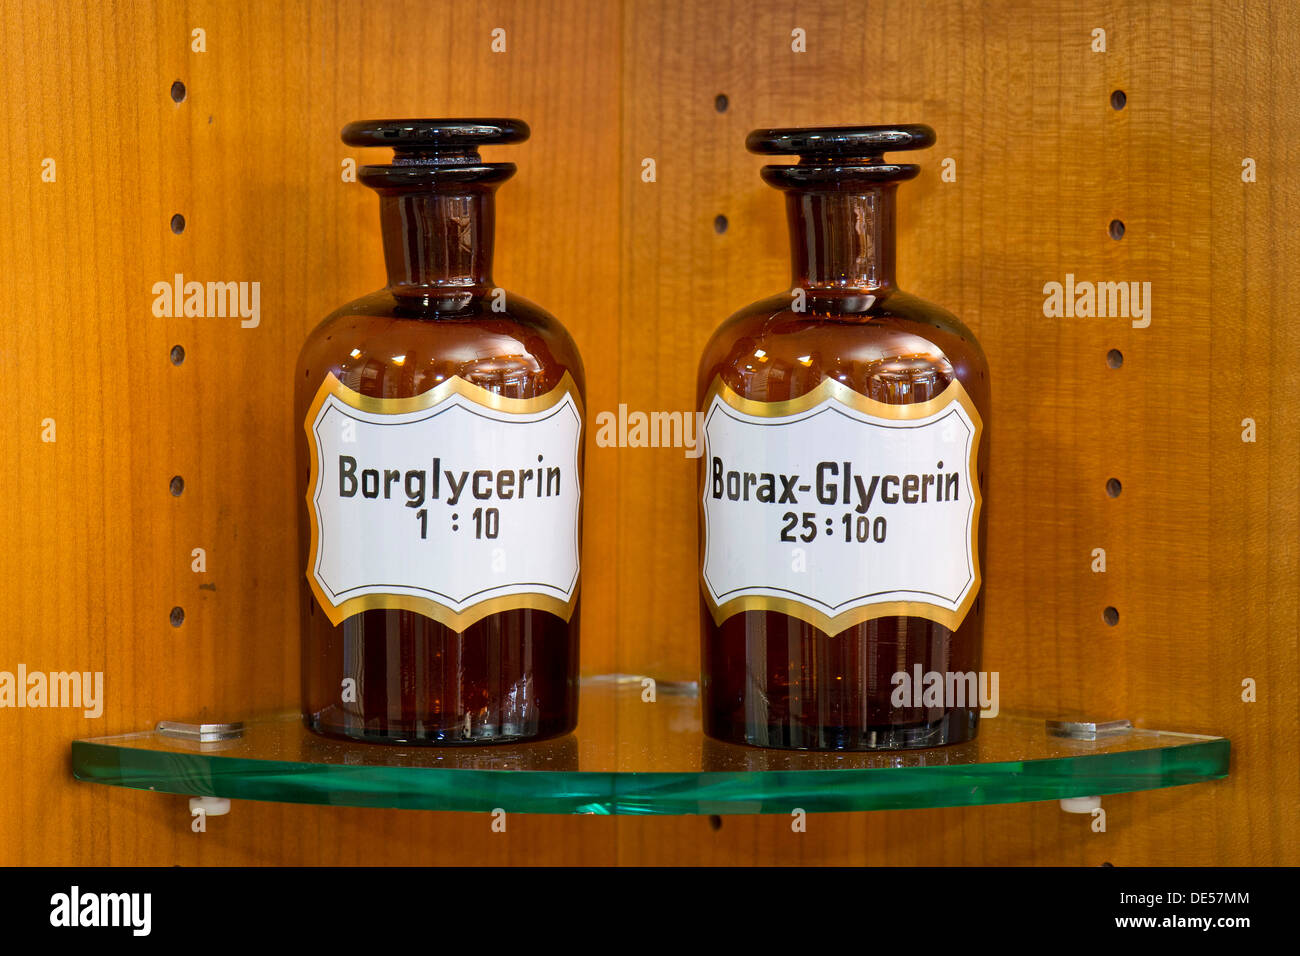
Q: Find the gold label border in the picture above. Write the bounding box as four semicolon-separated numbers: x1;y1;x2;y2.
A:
699;375;983;633
305;372;583;631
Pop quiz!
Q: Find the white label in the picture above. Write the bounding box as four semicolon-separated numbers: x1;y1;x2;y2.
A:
701;380;980;632
306;376;582;629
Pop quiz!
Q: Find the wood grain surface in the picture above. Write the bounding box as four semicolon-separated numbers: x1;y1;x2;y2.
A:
0;0;1294;865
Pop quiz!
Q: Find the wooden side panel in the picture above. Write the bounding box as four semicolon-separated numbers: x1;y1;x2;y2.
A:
0;0;622;865
615;0;1298;864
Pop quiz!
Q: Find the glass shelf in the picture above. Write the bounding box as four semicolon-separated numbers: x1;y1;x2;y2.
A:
72;676;1229;815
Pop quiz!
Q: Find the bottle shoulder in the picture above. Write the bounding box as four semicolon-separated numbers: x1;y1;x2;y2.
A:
303;288;574;338
698;287;988;407
296;288;585;405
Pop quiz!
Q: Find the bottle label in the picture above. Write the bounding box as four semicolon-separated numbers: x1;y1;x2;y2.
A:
305;373;582;630
700;376;982;633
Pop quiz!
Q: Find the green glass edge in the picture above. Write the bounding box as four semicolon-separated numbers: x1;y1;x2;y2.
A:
615;739;1230;814
71;737;1230;816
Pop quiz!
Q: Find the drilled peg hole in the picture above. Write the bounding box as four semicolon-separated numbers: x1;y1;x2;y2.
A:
714;93;729;113
170;213;186;234
1106;477;1122;498
708;815;723;831
170;80;187;103
1106;348;1123;369
170;345;185;366
1103;606;1120;626
1110;89;1126;110
170;606;186;627
169;475;185;497
1108;219;1125;240
714;214;728;234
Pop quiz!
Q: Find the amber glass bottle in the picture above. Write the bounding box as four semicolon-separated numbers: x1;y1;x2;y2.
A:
698;125;989;750
296;120;584;745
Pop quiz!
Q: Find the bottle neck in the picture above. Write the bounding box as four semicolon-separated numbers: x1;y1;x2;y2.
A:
379;187;495;295
786;185;897;291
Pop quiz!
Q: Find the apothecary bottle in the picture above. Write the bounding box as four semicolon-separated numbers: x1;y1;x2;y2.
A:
296;119;585;744
697;125;990;750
